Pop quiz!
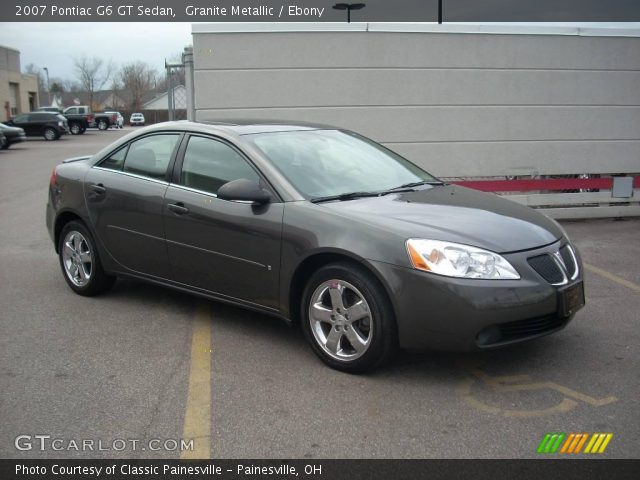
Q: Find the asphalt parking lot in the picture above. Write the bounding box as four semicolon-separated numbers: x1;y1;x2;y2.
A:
1;130;638;459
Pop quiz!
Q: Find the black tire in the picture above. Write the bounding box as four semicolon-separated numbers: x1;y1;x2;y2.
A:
69;122;82;135
58;220;115;296
1;142;8;150
80;127;86;134
43;127;58;141
301;262;398;373
97;119;108;131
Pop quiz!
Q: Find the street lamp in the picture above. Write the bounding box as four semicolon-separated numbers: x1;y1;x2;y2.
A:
332;3;366;23
42;67;51;106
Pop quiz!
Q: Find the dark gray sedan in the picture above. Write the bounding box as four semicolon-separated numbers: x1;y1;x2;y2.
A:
46;121;585;372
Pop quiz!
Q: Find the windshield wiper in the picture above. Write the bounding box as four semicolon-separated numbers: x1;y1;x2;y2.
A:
310;191;381;203
380;180;444;195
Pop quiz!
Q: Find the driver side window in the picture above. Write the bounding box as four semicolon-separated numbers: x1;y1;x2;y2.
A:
180;136;259;195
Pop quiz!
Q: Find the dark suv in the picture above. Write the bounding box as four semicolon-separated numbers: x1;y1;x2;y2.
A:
6;112;69;141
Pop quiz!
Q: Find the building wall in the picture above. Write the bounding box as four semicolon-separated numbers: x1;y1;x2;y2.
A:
0;45;39;121
192;25;640;178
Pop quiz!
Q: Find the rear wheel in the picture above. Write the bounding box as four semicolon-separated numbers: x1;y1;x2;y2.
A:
97;119;108;131
44;128;58;141
301;262;398;373
59;221;115;296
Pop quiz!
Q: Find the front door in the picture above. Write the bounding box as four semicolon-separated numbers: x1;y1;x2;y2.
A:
85;132;181;279
163;134;283;309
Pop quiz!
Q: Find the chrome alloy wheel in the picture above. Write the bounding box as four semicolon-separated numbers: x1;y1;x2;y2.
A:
62;231;93;287
308;279;373;361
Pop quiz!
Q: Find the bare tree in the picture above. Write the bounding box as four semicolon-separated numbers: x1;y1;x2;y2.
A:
74;55;113;110
120;62;157;111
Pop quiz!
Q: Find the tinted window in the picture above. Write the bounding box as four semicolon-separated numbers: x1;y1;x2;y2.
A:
180;136;259;195
123;134;179;180
27;113;50;122
66;108;77;114
99;146;127;171
98;134;179;180
12;115;28;123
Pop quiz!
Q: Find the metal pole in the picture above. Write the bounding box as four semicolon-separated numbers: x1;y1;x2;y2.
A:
438;0;442;24
183;46;196;122
165;61;174;121
43;67;51;106
347;7;351;23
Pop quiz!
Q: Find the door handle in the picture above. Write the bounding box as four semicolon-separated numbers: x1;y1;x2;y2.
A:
89;183;106;194
167;202;189;215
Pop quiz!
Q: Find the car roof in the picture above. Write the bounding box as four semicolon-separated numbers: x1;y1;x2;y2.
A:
196;119;338;135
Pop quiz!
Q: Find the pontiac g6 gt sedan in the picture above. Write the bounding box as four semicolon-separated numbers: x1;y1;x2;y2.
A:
46;121;585;372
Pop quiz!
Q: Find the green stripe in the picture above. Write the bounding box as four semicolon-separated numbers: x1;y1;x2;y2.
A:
550;433;566;453
537;433;552;454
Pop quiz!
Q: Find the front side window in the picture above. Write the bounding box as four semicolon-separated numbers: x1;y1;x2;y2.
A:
98;134;179;180
180;136;259;195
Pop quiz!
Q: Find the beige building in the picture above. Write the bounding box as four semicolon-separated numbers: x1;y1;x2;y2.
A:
0;45;39;121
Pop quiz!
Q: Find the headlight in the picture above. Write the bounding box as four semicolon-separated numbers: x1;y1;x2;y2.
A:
406;239;520;280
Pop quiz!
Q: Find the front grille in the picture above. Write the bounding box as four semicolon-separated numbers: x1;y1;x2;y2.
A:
528;254;564;284
476;314;567;346
559;245;577;279
497;315;566;341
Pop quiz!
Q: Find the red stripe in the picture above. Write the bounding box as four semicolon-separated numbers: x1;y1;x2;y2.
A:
451;177;640;192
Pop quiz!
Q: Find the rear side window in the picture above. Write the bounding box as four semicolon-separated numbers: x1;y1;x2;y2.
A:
98;134;180;180
180;136;259;195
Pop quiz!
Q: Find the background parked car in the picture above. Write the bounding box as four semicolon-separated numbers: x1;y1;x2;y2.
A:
0;131;6;150
0;123;27;149
62;106;93;135
105;111;124;129
6;112;68;141
129;113;145;126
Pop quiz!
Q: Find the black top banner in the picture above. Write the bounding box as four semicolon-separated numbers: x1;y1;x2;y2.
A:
4;0;640;22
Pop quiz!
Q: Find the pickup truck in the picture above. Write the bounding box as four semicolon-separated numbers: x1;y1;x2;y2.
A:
62;106;116;134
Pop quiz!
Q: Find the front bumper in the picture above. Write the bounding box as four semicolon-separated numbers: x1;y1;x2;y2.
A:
370;239;584;351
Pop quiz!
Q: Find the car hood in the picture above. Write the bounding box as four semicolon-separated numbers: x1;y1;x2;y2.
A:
0;124;23;133
319;185;563;253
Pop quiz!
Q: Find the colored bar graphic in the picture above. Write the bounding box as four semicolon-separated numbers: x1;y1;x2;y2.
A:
537;433;566;454
539;433;613;454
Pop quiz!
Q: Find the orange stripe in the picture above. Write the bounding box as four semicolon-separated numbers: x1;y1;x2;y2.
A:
574;434;589;454
567;434;581;453
560;434;575;454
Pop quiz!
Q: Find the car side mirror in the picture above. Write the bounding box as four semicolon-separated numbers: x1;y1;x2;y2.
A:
217;179;271;204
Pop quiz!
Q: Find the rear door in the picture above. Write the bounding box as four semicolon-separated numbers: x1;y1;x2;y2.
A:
85;132;182;279
163;134;283;309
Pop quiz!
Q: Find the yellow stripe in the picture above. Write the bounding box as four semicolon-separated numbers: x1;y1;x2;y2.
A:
560;434;575;454
574;434;588;454
597;434;613;454
181;303;212;459
590;434;606;454
584;434;598;453
584;263;640;293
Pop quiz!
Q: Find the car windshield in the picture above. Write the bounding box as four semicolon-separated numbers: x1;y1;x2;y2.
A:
246;129;438;200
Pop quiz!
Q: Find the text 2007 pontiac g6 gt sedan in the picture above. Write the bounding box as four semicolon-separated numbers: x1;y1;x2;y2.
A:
46;121;585;372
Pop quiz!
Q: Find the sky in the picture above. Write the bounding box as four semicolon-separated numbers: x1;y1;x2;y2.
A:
0;23;193;82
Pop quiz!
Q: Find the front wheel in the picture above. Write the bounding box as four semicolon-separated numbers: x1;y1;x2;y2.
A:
301;262;398;373
69;123;81;135
59;221;115;296
43;127;58;141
